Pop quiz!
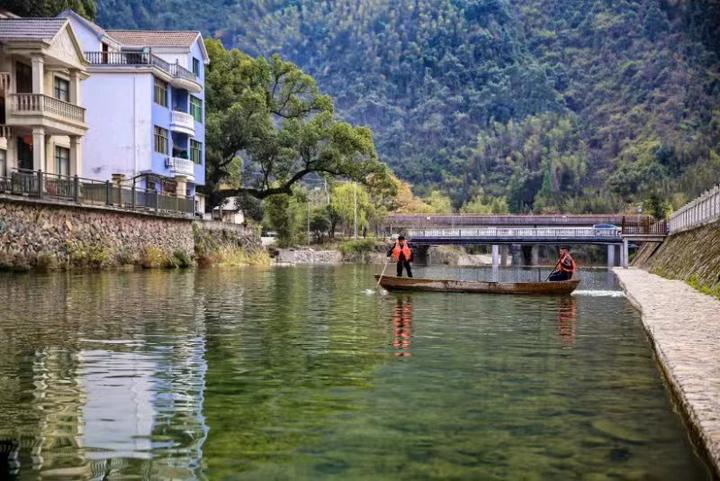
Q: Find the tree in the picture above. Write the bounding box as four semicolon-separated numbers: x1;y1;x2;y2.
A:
329;183;374;236
309;209;331;243
2;0;96;18
425;191;453;214
460;193;509;214
204;39;390;210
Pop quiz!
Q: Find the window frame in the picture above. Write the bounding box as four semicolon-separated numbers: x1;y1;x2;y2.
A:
54;76;70;102
190;95;203;123
192;57;200;76
190;139;202;164
0;149;6;177
154;77;168;107
55;146;70;176
154;126;169;155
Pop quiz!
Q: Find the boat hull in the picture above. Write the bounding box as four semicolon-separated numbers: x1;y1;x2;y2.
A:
374;275;580;295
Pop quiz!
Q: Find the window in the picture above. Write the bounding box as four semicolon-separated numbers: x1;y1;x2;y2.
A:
154;126;168;154
55;146;70;176
54;77;70;102
192;57;200;76
0;149;6;177
154;77;168;107
190;139;202;164
16;62;32;93
190;96;202;123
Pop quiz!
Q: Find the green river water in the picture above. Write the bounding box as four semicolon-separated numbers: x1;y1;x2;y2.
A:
0;266;713;480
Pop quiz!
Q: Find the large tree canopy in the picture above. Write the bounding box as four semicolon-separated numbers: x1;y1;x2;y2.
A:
204;39;390;208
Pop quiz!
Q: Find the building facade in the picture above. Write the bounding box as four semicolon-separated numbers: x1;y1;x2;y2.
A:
0;16;89;180
60;10;208;201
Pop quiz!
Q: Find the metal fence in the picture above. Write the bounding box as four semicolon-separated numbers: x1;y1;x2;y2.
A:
407;226;623;240
0;169;194;217
668;185;720;233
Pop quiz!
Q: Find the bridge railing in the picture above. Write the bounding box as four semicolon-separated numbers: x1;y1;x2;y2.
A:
407;226;622;239
668;185;720;234
387;214;654;228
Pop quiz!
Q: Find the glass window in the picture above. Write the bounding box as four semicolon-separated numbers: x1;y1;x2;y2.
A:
192;57;200;76
190;139;202;164
154;77;168;107
54;77;70;102
190;96;202;123
0;149;6;177
154;126;168;154
55;146;70;176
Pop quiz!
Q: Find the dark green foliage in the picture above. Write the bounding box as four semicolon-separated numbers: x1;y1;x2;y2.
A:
309;209;330;243
97;0;720;212
1;0;96;18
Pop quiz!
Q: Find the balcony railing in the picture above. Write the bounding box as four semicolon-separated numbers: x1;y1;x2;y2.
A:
169;110;195;135
0;169;195;216
166;156;195;179
84;51;199;84
9;93;85;123
0;72;9;92
0;125;11;138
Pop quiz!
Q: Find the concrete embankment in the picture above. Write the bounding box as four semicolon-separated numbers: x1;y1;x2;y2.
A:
636;219;720;298
615;268;720;477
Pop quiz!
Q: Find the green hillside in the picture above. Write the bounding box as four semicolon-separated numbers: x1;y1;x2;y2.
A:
94;0;720;213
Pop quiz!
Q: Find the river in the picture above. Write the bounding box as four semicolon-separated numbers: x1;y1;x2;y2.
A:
0;266;713;480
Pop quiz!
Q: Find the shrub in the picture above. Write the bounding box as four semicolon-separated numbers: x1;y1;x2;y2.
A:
116;247;136;266
35;252;59;271
170;249;193;268
338;238;378;255
140;246;167;268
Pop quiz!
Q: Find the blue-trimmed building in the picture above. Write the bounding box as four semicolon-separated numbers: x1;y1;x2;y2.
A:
59;10;208;208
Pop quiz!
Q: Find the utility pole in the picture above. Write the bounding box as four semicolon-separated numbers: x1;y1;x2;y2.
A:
353;181;358;239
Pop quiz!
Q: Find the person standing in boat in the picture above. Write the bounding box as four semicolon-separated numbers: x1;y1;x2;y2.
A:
548;246;576;281
387;235;414;277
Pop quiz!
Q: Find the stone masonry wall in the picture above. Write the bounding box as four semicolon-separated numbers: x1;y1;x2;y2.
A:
0;197;195;269
643;219;720;297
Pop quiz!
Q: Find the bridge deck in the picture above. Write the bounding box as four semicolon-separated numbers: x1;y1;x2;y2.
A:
407;227;626;245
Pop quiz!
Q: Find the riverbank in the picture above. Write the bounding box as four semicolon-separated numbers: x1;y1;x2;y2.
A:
614;267;720;478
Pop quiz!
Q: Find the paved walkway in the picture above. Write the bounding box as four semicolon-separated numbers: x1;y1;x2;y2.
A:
614;268;720;476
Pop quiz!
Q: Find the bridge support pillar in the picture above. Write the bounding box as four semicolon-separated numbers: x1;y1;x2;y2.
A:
607;244;616;268
531;245;540;266
511;244;523;266
500;245;509;266
622;239;629;269
492;244;499;281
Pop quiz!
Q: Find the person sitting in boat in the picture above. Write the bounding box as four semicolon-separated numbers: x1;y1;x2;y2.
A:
548;247;576;281
387;235;413;277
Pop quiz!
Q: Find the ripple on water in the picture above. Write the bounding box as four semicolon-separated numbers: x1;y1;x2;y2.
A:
0;266;712;481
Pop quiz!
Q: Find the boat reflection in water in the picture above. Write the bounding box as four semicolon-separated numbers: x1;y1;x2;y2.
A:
391;297;413;357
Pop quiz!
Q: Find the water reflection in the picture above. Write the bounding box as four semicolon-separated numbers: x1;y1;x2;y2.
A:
0;267;712;481
391;298;413;357
0;271;208;480
556;297;577;347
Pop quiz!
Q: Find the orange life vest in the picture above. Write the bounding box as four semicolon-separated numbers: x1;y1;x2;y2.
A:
392;241;412;262
559;253;576;273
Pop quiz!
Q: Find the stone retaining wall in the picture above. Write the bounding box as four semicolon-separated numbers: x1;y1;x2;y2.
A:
276;249;343;265
0;197;262;270
0;197;194;269
641;219;720;297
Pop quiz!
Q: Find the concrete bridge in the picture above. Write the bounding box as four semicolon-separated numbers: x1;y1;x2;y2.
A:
385;214;668;269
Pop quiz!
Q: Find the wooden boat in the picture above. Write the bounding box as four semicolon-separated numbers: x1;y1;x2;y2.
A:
374;275;580;295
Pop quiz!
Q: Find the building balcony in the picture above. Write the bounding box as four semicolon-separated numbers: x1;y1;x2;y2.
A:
170;110;195;136
0;125;12;139
7;93;87;136
165;156;195;181
84;51;202;93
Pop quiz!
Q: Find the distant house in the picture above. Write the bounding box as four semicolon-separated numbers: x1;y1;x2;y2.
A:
59;10;208;201
0;16;89;178
212;196;245;225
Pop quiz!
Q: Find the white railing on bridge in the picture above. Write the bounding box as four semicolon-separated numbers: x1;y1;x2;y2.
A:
668;185;720;234
408;226;622;239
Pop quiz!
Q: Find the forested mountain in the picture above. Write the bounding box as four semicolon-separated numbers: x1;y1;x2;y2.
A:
94;0;720;214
